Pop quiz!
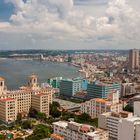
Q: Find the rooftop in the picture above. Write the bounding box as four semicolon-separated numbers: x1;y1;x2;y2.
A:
0;77;5;81
53;121;68;128
51;133;64;139
0;98;15;101
95;98;107;103
35;93;47;96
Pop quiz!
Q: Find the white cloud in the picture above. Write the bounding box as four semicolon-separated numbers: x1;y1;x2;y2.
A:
1;0;140;49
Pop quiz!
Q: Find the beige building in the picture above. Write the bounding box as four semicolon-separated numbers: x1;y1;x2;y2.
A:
129;49;139;70
0;98;17;123
0;74;53;123
32;93;50;117
53;121;109;140
81;91;123;118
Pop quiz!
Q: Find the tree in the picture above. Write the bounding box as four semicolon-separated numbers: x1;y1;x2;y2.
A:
22;120;33;129
29;108;38;118
74;113;91;123
16;113;22;123
0;134;6;140
52;101;60;108
26;124;52;140
44;116;54;124
61;111;74;121
36;112;46;121
15;138;24;140
50;102;61;118
124;104;133;112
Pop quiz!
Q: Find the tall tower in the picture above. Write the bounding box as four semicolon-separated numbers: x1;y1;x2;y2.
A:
0;77;6;95
129;49;139;70
28;74;39;90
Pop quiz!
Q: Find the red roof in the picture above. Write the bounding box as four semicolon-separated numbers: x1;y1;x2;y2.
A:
0;98;14;101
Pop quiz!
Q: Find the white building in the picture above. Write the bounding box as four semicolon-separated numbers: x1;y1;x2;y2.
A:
118;116;140;140
134;101;140;116
81;91;123;118
53;121;109;140
99;111;133;140
121;83;136;97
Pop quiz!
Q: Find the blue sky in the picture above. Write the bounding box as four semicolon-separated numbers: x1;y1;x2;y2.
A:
0;0;140;50
0;0;14;21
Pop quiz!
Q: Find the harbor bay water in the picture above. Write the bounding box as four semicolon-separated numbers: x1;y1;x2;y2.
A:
0;59;80;89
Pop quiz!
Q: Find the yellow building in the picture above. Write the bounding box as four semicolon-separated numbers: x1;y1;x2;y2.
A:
0;98;17;123
32;93;50;117
0;74;53;123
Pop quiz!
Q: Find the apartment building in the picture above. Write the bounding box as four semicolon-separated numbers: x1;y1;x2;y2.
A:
52;121;109;140
81;91;122;118
32;93;49;117
129;49;139;70
0;98;17;122
0;74;53;123
118;116;140;140
99;111;133;140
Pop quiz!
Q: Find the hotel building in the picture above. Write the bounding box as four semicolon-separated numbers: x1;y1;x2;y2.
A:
81;91;123;118
0;74;53;123
52;121;109;140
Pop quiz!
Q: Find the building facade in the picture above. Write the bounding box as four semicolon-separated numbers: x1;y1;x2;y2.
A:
118;116;140;140
81;91;123;118
99;111;133;140
52;121;109;140
129;49;139;70
60;77;85;97
0;74;53;123
87;80;121;99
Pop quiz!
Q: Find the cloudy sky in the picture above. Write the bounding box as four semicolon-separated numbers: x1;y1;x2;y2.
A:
0;0;140;50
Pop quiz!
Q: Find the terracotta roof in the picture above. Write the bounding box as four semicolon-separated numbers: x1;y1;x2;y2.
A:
95;98;107;103
80;125;90;132
0;98;14;101
51;133;64;139
0;77;5;81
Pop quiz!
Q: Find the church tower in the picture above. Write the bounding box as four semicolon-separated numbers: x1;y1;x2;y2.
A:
28;74;39;90
0;77;6;95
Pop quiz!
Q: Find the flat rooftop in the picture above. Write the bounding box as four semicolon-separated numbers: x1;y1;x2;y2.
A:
53;98;81;110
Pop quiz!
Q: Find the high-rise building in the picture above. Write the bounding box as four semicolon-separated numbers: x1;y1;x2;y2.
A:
81;91;123;118
0;74;53;123
48;77;63;88
60;77;87;97
118;116;140;140
87;80;121;99
99;111;133;140
129;49;139;70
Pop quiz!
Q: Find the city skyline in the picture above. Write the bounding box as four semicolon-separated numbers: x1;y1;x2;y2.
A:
0;0;140;50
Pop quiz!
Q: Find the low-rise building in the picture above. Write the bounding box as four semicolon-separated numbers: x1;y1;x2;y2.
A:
81;91;123;118
52;121;109;140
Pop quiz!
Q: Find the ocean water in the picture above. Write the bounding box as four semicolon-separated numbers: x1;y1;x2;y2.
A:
0;59;80;89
